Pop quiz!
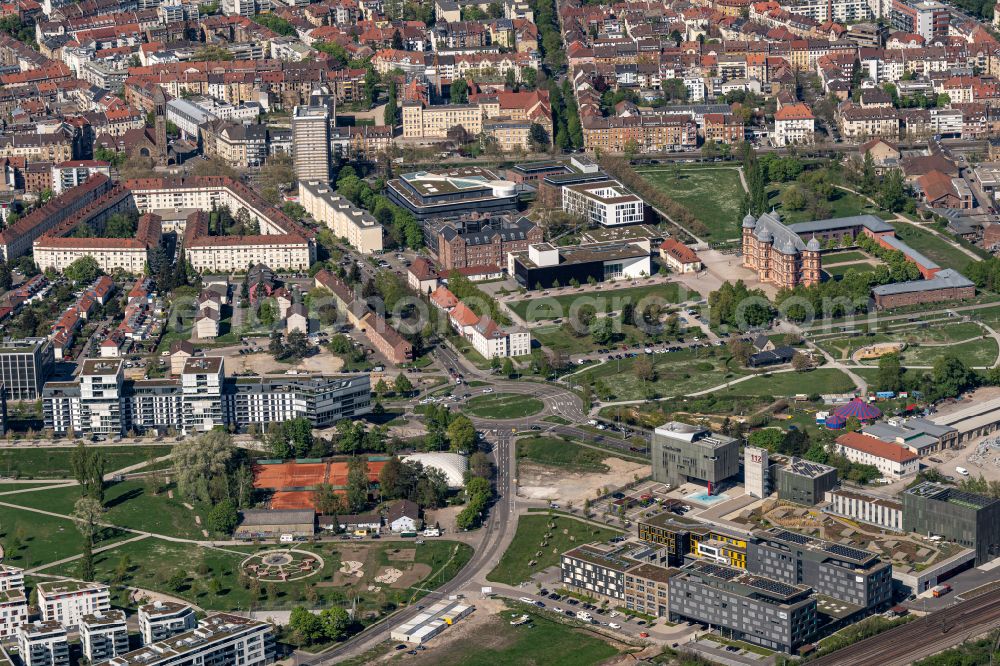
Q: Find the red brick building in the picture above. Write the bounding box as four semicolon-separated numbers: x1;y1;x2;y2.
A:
702;113;745;144
436;217;542;271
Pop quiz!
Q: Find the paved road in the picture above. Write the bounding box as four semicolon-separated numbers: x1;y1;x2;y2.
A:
297;432;518;664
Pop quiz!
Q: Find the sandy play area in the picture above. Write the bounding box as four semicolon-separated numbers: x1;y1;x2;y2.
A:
517;457;651;503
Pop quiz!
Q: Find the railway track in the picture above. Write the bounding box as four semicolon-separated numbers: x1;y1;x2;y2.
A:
810;588;1000;666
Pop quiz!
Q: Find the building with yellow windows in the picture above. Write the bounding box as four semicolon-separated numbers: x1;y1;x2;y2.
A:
637;513;748;569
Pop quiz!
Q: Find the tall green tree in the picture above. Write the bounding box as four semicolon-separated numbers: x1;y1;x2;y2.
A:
345;457;370;512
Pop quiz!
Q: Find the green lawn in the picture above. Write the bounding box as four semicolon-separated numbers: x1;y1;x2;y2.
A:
0;445;172;479
895;337;997;367
816;322;987;361
2;479;208;540
0;503;129;569
531;320;681;355
508;283;689;322
487;515;620;586
821;250;870;265
415;606;620;666
635;166;745;240
576;348;747;401
516;436;609;473
0;483;67;493
892;222;977;272
52;538;473;613
727;369;858;396
767;183;888;224
465;393;544;419
543;415;571;425
824;262;878;279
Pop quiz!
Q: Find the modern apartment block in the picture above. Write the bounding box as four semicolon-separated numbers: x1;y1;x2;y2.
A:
36;581;110;628
637;513;749;568
101;613;275;666
0;338;53;401
43;357;371;436
0;565;24;592
823;488;904;532
902;482;1000;565
561;180;644;227
775;458;838;506
747;528;893;612
651;422;739;492
17;621;69;666
137;601;197;645
668;561;819;654
0;589;27;638
291;105;330;183
80;611;129;662
560;542;678;617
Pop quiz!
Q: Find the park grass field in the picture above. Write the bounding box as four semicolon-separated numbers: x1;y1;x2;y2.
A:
404;607;621;666
0;503;130;569
726;368;857;396
516;436;609;473
465;393;545;419
893;337;997;367
51;537;473;613
0;445;171;479
575;348;746;401
487;515;620;586
3;479;209;540
824;262;878;280
820;250;870;265
507;283;688;323
815;322;987;361
634;166;745;241
767;183;887;224
892;222;976;272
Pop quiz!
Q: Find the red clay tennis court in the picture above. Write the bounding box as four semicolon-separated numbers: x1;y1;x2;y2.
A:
253;462;327;490
254;460;388;491
270;491;318;510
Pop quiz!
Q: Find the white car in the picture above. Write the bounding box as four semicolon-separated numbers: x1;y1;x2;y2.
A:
519;597;534;604
609;611;619;618
609;622;621;630
482;388;494;393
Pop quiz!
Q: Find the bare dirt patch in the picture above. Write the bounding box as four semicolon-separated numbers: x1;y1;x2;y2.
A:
230;349;345;375
392;562;432;588
386;548;416;562
423;505;461;534
517;457;650;503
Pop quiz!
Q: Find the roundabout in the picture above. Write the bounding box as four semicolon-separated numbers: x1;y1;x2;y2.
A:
240;549;324;583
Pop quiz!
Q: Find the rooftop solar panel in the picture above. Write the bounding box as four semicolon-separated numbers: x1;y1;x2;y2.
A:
823;543;873;562
775;530;812;545
746;576;801;598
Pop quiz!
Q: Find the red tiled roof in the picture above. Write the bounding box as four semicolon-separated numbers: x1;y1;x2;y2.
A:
836;431;918;463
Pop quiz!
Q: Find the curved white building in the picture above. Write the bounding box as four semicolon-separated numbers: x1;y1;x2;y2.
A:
401;452;469;488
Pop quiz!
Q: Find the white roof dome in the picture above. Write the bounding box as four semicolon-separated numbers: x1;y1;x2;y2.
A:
401;452;469;488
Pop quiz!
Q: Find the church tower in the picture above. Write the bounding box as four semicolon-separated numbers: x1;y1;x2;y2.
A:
153;86;168;167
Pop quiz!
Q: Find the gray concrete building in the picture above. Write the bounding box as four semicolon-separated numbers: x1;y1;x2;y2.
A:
747;528;893;613
651;422;739;492
902;482;1000;565
775;458;838;506
668;560;819;654
0;338;53;401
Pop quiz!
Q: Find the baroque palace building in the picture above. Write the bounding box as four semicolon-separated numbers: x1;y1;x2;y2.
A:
741;211;822;289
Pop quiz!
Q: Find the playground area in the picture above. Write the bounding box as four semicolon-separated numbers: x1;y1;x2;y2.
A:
241;549;324;583
852;342;906;362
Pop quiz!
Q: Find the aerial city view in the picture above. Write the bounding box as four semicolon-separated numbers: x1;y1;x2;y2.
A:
0;0;999;663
